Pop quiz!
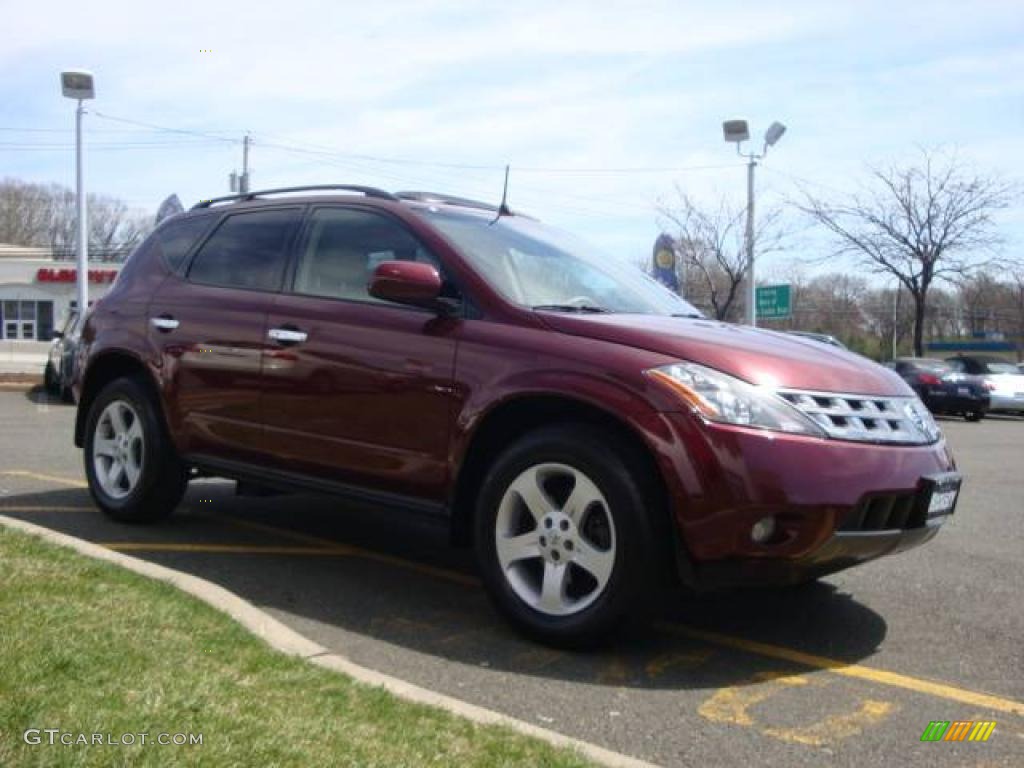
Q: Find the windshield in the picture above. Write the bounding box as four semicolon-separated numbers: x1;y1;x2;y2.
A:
422;209;702;317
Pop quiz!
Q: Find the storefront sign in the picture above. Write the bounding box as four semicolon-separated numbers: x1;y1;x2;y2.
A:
36;268;118;284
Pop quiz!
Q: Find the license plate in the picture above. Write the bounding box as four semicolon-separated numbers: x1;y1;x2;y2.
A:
928;489;958;515
921;473;961;520
957;387;970;395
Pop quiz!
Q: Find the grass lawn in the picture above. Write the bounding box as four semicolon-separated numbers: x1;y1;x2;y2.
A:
0;527;593;767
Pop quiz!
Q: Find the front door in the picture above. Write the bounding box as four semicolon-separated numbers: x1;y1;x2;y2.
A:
261;206;458;502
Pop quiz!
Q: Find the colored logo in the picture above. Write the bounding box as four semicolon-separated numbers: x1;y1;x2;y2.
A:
920;720;996;742
655;248;675;269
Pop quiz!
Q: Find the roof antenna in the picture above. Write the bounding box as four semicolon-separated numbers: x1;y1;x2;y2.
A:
490;164;511;224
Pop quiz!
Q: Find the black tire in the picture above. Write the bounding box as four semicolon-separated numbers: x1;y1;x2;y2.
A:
474;424;664;647
965;410;984;422
83;376;187;523
43;363;58;395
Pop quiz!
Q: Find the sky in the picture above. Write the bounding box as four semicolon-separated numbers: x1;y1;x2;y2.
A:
1;0;1022;278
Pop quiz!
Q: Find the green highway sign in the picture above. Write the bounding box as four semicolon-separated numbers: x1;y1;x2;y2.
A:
756;284;792;319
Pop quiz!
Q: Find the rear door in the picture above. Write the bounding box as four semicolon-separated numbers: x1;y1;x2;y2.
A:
260;205;459;503
149;207;302;462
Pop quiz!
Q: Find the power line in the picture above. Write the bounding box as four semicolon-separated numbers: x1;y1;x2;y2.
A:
90;111;240;144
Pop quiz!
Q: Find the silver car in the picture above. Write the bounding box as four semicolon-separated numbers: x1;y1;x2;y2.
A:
947;355;1024;414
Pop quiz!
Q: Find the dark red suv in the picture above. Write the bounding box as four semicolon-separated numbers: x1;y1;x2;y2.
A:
74;185;961;645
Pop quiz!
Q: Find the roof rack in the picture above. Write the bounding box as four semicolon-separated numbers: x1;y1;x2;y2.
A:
394;190;499;213
192;184;397;209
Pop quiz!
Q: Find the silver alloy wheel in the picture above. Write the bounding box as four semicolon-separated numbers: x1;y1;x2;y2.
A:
494;462;617;617
92;400;145;500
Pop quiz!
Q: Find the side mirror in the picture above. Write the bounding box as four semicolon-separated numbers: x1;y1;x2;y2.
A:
369;261;446;311
51;331;64;340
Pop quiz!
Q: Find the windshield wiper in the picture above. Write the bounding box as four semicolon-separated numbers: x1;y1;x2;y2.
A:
671;312;703;319
532;303;610;314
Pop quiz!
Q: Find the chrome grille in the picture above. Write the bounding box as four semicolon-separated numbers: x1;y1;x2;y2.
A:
777;390;936;445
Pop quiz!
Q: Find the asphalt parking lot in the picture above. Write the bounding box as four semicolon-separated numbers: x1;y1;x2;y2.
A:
1;387;1022;767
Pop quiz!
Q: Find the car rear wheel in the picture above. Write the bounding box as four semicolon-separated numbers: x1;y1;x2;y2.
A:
475;424;662;647
83;377;187;523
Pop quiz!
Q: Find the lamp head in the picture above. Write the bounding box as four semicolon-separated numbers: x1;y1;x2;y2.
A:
722;119;750;144
764;121;787;147
61;71;95;100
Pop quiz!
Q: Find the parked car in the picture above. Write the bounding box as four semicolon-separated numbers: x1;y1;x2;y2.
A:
786;331;847;349
73;185;961;646
44;310;80;401
945;355;1024;416
891;357;990;421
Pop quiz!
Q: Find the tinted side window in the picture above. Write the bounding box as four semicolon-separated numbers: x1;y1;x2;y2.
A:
154;215;215;273
292;208;439;303
188;209;300;291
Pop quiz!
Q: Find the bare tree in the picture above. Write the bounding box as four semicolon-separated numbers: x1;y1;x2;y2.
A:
797;149;1017;356
658;191;786;321
0;178;152;261
0;178;54;246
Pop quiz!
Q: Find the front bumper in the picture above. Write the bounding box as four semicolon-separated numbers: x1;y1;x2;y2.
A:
691;523;942;589
923;390;989;415
654;411;957;589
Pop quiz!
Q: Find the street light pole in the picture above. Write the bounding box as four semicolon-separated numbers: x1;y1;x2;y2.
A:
75;99;88;315
722;119;786;327
61;70;95;316
744;155;757;326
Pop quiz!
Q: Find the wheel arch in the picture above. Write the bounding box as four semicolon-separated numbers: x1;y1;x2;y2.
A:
74;351;165;448
449;393;681;571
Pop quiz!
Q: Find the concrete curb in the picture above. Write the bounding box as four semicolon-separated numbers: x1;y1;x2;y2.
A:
0;514;660;768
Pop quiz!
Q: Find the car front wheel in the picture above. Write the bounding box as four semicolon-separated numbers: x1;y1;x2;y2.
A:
475;424;662;647
83;377;187;523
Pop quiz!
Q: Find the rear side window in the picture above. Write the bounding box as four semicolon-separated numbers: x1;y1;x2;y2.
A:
188;208;301;292
153;215;215;273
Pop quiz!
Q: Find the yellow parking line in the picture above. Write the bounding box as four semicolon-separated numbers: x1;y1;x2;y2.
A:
0;470;87;488
0;505;92;512
217;514;480;587
7;468;1024;717
100;542;355;556
657;623;1024;718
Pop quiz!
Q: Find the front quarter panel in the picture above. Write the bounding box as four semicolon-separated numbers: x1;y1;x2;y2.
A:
450;319;702;509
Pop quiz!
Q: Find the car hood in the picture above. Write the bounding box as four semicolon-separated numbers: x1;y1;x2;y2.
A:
539;313;911;396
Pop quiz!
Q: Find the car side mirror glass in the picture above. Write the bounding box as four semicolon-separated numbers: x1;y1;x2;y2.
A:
369;261;445;311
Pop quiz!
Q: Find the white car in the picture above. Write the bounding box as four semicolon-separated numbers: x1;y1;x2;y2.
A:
947;356;1024;414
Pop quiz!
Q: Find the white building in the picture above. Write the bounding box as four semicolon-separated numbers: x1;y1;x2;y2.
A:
0;244;123;341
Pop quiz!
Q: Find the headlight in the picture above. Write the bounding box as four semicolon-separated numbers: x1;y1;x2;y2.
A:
645;362;826;437
904;398;942;442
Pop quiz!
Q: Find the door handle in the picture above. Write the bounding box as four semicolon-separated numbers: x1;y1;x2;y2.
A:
268;327;308;345
150;316;179;332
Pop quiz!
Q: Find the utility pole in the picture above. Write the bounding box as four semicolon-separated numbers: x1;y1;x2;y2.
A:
892;281;901;360
240;133;251;194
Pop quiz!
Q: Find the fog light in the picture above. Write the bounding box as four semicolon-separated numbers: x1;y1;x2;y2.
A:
750;516;776;544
